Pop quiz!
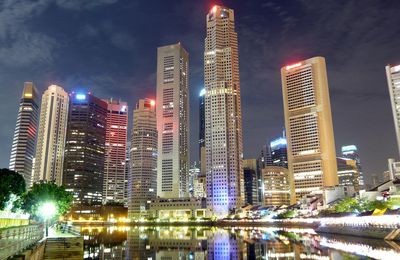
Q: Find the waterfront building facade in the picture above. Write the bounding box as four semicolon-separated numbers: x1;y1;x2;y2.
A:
63;92;107;205
33;85;69;185
9;82;39;187
156;43;190;199
281;57;338;200
128;99;157;218
103;99;128;205
204;5;244;216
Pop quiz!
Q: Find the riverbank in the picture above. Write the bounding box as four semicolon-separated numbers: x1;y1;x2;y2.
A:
68;215;400;241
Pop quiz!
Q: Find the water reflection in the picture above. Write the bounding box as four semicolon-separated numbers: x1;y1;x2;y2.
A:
80;226;400;259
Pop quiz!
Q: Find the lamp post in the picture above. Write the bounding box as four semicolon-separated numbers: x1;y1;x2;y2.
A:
38;202;57;237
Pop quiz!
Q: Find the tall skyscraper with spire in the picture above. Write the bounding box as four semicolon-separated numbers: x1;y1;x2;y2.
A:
281;57;338;200
128;99;157;218
33;85;69;185
9;82;39;187
63;92;107;205
204;5;244;216
156;43;189;199
103;99;128;205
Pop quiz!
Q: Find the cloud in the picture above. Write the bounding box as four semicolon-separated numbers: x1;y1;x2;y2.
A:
0;0;119;67
0;32;56;67
110;32;136;51
55;0;118;10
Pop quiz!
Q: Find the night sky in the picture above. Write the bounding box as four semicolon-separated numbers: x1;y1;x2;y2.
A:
1;0;400;185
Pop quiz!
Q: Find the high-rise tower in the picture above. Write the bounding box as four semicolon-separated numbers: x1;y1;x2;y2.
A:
341;145;364;188
128;99;157;218
204;5;244;216
33;85;69;185
156;43;189;198
386;64;400;158
9;82;39;187
103;99;128;205
281;57;338;200
63;92;107;205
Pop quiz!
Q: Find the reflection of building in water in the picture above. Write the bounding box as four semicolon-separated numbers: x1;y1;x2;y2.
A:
126;228;155;260
149;227;207;259
207;229;245;259
82;227;127;259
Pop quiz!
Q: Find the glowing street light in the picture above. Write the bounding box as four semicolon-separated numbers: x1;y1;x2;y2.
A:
38;202;57;237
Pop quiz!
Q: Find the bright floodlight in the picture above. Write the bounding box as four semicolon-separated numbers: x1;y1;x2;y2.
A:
39;202;57;220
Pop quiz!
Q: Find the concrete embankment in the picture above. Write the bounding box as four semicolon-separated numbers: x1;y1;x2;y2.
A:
316;226;400;241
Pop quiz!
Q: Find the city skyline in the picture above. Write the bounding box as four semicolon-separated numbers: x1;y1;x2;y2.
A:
1;1;400;185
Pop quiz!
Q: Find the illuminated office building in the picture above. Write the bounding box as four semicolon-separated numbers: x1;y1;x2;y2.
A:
341;145;364;188
63;92;107;205
33;85;69;185
103;99;128;204
204;5;244;216
337;157;360;193
262;166;294;206
386;64;400;157
281;57;338;200
128;99;157;218
270;131;288;168
156;43;189;198
9;82;39;187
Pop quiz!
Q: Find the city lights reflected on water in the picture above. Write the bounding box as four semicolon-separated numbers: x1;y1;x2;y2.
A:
80;226;400;259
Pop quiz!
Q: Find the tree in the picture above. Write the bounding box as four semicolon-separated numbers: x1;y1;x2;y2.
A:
0;168;26;211
20;181;73;220
333;197;362;213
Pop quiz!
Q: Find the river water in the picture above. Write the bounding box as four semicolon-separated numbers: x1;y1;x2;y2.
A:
81;226;400;259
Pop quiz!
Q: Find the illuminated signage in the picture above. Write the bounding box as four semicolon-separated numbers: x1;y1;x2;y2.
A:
285;62;302;70
76;94;86;100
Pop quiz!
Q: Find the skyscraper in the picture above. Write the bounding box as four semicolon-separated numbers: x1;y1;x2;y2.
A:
128;99;157;218
341;145;364;188
63;92;107;205
156;43;189;199
204;5;244;216
386;64;400;158
33;85;69;185
281;57;338;200
103;99;128;205
337;157;360;193
270;134;288;168
9;82;39;187
199;88;206;177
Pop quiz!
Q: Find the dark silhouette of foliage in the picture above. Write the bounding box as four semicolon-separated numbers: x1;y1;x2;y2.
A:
0;168;26;210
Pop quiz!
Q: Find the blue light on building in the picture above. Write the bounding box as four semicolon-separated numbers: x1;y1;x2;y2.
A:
76;94;86;100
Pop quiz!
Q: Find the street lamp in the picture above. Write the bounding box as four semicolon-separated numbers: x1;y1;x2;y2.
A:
38;202;57;237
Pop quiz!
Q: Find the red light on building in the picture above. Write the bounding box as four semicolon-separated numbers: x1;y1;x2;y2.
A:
285;62;302;70
212;5;217;13
150;100;155;106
